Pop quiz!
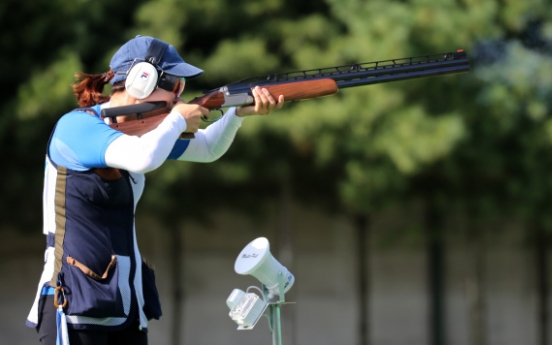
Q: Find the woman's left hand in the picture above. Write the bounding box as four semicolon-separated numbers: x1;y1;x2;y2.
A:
236;86;284;117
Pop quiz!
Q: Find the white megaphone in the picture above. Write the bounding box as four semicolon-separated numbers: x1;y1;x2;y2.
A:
234;237;294;298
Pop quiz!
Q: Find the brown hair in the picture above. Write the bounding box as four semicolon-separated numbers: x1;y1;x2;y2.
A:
71;70;125;107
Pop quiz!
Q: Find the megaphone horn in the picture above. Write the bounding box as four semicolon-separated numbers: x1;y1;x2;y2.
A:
234;237;294;297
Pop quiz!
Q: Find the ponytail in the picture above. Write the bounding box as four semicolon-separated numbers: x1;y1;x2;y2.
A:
72;70;117;107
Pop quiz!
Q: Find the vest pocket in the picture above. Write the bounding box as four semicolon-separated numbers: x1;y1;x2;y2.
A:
61;254;126;318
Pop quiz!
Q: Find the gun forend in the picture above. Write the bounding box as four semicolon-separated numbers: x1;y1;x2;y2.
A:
189;78;339;109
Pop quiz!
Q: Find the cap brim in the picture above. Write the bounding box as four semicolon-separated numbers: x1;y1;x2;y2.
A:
163;62;203;79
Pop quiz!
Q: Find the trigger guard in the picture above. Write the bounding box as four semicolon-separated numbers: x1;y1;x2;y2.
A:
201;109;224;123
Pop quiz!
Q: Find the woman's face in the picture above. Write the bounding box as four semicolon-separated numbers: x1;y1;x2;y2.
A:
140;76;186;105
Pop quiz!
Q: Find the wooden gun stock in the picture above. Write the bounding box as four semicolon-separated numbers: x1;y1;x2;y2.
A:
102;101;173;136
107;106;171;137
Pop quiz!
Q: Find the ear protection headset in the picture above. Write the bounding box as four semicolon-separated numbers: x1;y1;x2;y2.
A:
125;38;169;99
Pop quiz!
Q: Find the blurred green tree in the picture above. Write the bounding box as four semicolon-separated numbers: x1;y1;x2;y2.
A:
0;0;147;230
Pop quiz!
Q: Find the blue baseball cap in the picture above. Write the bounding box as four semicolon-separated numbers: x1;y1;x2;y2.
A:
109;35;203;84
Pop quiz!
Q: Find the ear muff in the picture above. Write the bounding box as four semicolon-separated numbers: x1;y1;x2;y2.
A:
125;39;168;99
125;62;159;99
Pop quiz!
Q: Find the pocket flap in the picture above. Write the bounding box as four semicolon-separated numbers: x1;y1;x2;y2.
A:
66;255;117;281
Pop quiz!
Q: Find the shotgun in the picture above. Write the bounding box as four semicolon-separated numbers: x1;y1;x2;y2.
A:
102;50;470;138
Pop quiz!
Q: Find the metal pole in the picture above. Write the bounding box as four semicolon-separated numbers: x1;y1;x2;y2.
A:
264;272;287;345
270;304;283;345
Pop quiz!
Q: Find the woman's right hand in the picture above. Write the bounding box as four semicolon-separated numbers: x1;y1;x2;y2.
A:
172;101;210;133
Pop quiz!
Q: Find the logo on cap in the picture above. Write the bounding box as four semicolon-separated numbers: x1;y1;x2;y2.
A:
140;72;150;79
